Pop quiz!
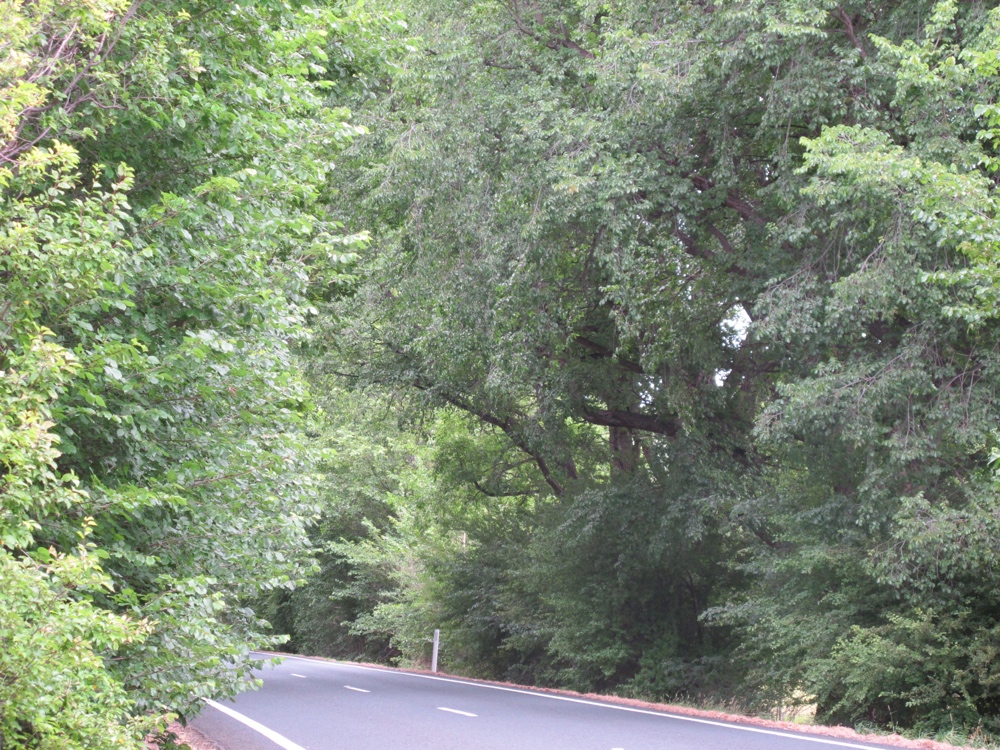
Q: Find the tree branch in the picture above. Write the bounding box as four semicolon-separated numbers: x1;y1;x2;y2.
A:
581;408;680;437
725;190;768;225
472;480;535;498
704;221;734;254
573;335;645;374
504;1;595;59
431;389;566;496
832;7;868;59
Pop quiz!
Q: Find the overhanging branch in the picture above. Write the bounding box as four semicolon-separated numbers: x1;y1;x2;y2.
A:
573;335;644;374
581;408;680;437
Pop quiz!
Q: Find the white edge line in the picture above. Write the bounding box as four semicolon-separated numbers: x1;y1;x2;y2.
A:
291;673;307;678
205;699;307;750
438;707;477;717
274;655;890;750
344;685;370;693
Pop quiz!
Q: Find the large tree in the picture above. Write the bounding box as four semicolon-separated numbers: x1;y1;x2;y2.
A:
316;0;1000;734
0;1;397;745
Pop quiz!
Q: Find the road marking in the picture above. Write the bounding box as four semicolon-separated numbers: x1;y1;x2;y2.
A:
438;707;477;717
275;655;893;750
291;673;307;678
205;699;306;750
344;685;370;693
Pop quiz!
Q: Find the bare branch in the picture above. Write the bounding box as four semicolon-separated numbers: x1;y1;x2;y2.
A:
423;386;566;496
832;7;868;59
581;408;680;437
503;0;595;59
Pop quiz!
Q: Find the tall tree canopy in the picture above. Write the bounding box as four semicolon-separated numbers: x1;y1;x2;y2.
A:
6;0;1000;744
0;1;400;746
303;0;1000;738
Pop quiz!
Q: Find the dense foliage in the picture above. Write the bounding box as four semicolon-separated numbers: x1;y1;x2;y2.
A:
0;1;398;746
286;0;1000;741
7;0;1000;744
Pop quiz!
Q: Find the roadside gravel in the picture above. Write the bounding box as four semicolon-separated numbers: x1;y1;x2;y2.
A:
147;722;225;750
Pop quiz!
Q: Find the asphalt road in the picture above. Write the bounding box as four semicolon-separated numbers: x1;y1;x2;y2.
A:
192;655;901;750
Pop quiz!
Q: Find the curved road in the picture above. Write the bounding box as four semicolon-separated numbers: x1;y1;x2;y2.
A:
192;655;900;750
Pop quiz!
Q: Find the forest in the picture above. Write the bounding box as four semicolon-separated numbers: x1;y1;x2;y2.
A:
3;0;1000;747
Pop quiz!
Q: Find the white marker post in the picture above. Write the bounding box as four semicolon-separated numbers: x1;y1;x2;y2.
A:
431;629;440;673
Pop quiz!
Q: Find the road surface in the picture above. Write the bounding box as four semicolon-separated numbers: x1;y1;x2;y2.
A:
192;655;901;750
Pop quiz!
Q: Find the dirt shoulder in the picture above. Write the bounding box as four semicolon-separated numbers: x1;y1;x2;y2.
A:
147;722;225;750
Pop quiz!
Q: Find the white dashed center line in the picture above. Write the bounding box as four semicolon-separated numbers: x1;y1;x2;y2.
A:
291;674;307;678
437;707;477;717
344;686;370;693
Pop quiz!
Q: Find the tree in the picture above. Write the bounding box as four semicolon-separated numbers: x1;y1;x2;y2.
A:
0;0;392;743
312;0;1000;735
724;2;1000;730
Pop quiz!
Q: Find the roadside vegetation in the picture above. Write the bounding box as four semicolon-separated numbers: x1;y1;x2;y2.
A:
3;0;1000;748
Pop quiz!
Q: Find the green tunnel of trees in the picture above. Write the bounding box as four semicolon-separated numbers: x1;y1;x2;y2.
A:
4;0;1000;747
